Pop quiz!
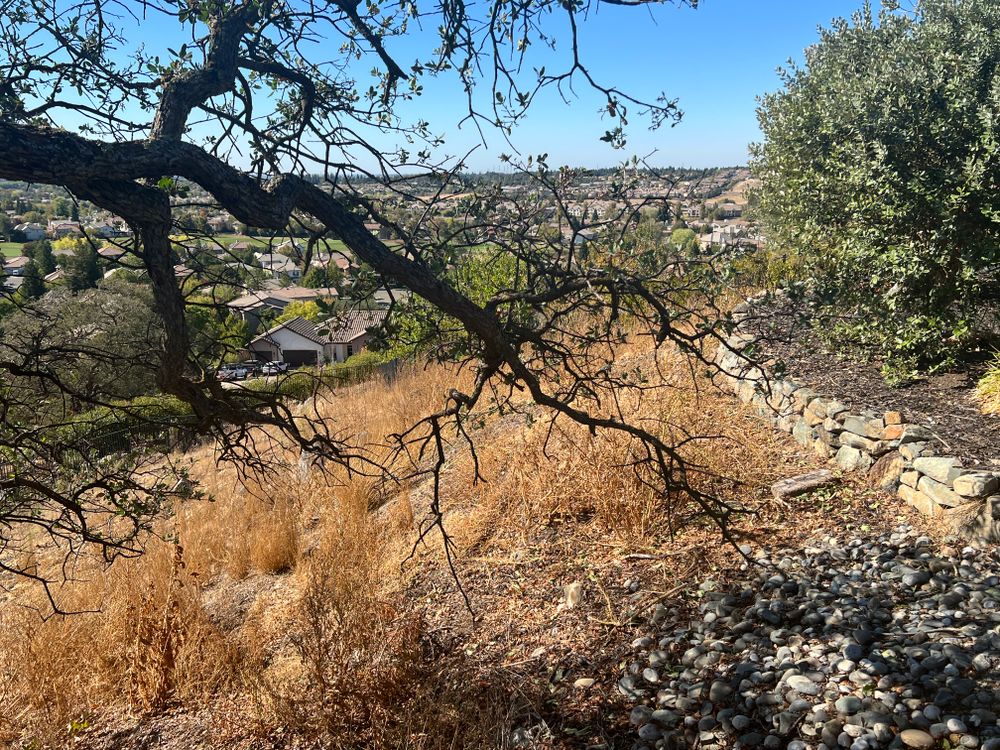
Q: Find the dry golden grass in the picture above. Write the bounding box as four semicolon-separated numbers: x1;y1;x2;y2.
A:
415;347;789;561
0;541;233;746
0;348;799;749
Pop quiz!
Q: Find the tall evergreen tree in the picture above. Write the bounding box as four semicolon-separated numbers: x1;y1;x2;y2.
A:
65;244;100;292
24;240;56;275
19;258;44;299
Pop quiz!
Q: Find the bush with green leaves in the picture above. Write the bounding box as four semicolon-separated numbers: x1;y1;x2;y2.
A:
976;353;1000;415
387;247;525;359
752;0;1000;378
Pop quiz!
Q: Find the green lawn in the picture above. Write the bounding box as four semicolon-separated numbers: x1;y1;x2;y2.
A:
0;241;24;258
0;234;349;259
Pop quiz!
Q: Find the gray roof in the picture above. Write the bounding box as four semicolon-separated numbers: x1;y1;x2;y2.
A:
320;308;388;344
250;315;326;346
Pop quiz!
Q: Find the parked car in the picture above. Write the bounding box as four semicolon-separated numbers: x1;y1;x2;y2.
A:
216;366;249;381
238;360;263;376
262;360;290;375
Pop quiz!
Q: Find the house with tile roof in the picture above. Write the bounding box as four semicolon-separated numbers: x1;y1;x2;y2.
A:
247;308;388;365
248;316;330;366
226;286;339;329
318;308;389;363
3;256;31;277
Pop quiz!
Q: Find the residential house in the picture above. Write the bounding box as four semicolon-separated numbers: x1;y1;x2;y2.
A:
247;316;329;366
320;308;389;362
47;220;82;238
311;251;354;272
715;203;743;219
699;224;755;251
14;222;45;241
88;223;129;238
3;256;31;277
226;285;339;329
254;251;302;281
207;215;233;233
368;288;411;308
98;245;127;261
247;308;388;365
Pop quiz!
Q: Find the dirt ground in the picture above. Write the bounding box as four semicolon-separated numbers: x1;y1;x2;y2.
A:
745;302;1000;468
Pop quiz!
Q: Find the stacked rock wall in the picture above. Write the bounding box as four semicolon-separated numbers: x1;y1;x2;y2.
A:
716;298;1000;542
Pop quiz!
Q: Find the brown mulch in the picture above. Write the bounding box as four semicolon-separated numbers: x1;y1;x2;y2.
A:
744;302;1000;468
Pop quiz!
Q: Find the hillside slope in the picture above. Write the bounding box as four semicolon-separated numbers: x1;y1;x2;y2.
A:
0;349;943;750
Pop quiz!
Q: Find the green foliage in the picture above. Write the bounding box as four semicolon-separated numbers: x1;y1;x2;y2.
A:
275;300;323;324
752;0;1000;374
186;299;250;365
51;394;195;457
669;227;698;256
388;248;520;358
64;242;100;291
728;245;812;290
1;281;161;413
18;258;44;299
301;264;343;289
241;359;385;401
342;348;393;368
23;239;55;274
65;394;194;432
976;352;1000;414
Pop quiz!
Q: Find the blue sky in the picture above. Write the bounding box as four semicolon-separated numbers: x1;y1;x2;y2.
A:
381;0;886;170
58;1;888;172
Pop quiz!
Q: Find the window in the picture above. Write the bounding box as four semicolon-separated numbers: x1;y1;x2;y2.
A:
346;344;353;358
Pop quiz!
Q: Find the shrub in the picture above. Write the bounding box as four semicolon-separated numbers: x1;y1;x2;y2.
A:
752;0;1000;375
976;354;1000;415
47;394;195;458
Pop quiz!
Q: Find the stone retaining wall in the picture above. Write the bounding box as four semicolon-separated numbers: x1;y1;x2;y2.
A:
715;295;1000;542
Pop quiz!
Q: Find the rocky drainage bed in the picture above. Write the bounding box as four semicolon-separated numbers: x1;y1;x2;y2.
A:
715;295;1000;543
620;526;1000;750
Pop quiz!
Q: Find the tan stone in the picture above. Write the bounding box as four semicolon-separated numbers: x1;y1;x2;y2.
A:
813;439;834;459
869;451;905;490
840;431;879;451
840;432;893;456
884;411;904;425
952;472;1000;498
836;446;872;472
816;424;840;448
917;475;963;508
803;408;824;427
898;485;943;518
913;456;962;484
881;424;905;441
807;398;829;418
792;388;817;410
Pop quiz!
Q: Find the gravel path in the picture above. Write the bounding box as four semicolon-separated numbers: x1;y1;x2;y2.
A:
621;526;1000;749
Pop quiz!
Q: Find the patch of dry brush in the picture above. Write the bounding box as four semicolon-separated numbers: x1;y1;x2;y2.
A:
0;349;798;749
